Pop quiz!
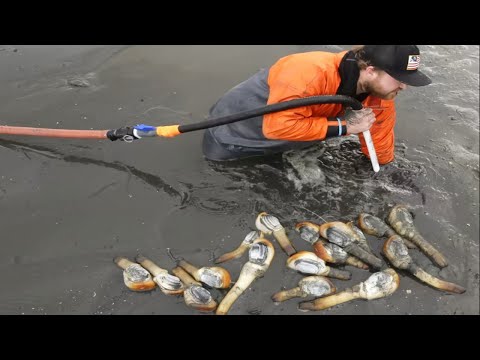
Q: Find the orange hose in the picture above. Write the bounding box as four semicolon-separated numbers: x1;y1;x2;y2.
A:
0;126;108;139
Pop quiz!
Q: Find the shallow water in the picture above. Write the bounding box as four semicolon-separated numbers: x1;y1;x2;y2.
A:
0;45;478;315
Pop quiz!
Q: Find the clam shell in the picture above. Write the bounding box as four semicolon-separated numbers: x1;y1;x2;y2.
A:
244;230;262;244
325;228;350;247
187;285;212;304
249;243;269;265
125;264;150;282
156;273;183;291
257;214;283;232
359;270;398;300
293;258;325;275
301;278;333;296
199;268;222;288
298;226;320;244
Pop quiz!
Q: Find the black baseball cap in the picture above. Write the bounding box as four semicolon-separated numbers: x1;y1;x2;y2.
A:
363;45;432;86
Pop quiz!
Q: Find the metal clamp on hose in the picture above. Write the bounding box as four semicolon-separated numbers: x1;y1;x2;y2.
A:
106;127;137;142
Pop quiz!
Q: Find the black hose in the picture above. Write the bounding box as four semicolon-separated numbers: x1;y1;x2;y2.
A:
178;95;363;134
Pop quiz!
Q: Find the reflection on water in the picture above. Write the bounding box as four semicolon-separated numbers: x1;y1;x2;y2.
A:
0;138;182;199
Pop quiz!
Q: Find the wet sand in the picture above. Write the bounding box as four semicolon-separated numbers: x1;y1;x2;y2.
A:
0;45;478;315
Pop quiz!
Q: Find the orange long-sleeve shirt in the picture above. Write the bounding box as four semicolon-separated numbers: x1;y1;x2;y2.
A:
263;51;396;164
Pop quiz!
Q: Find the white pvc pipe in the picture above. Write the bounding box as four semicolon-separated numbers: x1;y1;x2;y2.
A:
362;130;380;173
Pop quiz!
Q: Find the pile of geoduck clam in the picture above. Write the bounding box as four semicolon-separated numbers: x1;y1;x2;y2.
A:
114;204;466;314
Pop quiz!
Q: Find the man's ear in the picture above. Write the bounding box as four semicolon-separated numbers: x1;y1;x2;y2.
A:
365;65;377;77
363;65;380;83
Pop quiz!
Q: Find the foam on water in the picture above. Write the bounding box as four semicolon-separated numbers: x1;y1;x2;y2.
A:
421;45;479;131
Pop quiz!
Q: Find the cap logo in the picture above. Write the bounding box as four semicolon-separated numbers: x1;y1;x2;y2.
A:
406;55;420;70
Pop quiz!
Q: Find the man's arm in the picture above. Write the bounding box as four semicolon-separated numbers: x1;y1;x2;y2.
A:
262;60;340;141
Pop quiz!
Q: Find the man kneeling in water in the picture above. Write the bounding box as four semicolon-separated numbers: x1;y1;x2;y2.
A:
202;45;431;164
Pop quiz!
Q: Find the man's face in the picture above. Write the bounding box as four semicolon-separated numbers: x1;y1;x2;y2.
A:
366;69;408;100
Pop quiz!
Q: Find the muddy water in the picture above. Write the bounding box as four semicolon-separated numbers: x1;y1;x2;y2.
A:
0;45;478;315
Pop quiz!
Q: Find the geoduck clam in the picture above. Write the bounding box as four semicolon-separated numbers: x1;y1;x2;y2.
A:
177;259;231;289
295;221;322;244
171;266;217;312
383;235;465;294
135;254;185;295
358;213;417;249
255;212;296;256
295;221;369;270
286;251;351;280
216;238;275;315
319;222;383;269
346;221;377;254
387;205;448;268
298;268;400;311
313;239;370;270
271;276;336;303
214;230;264;264
113;256;156;292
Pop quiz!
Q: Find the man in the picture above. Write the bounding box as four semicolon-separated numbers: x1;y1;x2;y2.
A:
202;45;431;165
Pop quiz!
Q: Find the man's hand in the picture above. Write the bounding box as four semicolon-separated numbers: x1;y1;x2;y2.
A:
344;108;376;134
